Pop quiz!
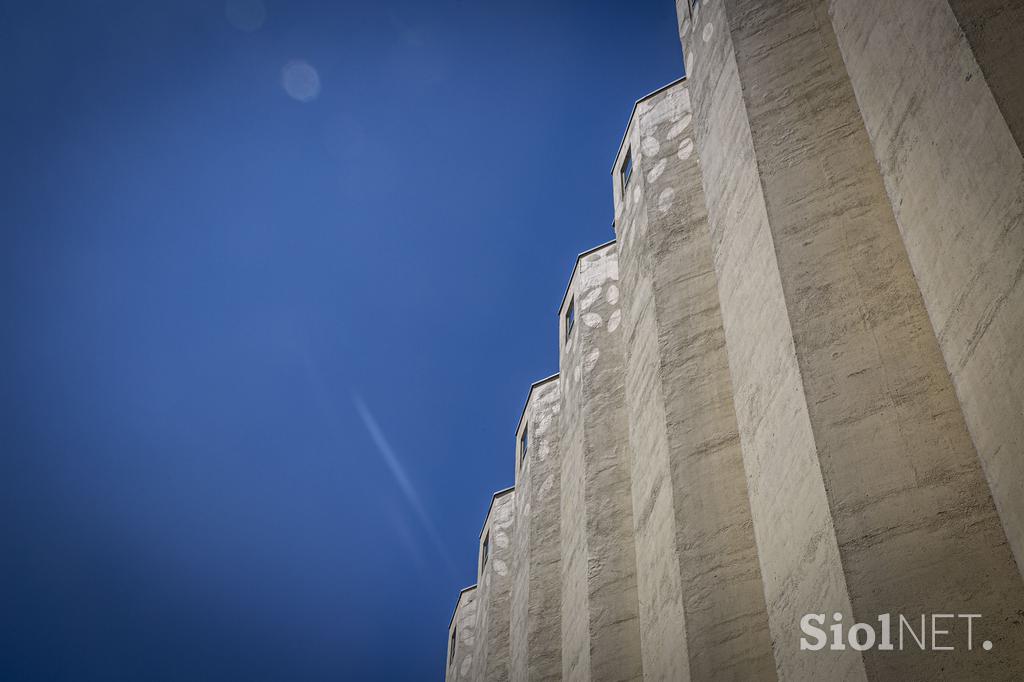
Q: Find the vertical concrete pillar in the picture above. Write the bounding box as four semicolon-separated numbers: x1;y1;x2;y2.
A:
945;0;1024;154
446;586;478;682
677;0;1024;678
826;0;1024;576
509;375;563;682
612;79;776;680
471;489;516;682
558;244;644;682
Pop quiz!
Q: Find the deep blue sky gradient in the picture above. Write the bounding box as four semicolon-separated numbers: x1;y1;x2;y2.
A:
0;1;683;679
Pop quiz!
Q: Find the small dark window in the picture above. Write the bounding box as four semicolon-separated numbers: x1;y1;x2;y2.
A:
687;0;701;18
565;298;575;341
520;424;529;469
450;627;457;665
482;532;489;568
621;148;633;191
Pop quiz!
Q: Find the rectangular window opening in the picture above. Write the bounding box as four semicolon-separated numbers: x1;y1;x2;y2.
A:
482;532;489;569
520;424;529;469
450;627;457;665
565;297;575;341
620;148;633;192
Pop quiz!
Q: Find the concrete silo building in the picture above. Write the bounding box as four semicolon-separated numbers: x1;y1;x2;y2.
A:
446;0;1024;679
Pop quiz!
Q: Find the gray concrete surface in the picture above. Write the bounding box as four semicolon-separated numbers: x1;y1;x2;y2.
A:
509;376;563;682
443;2;1024;677
827;0;1024;579
446;586;478;682
612;79;776;681
946;0;1024;154
559;244;644;682
679;0;1024;678
471;489;516;682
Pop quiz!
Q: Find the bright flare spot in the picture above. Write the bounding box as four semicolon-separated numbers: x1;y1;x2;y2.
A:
282;60;321;102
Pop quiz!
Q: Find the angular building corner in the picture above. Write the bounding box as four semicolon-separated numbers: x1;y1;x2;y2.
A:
445;0;1024;679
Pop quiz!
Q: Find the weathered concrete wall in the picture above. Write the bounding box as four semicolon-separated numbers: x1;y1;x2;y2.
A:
946;0;1024;154
559;429;589;681
471;489;516;682
678;0;1024;678
558;244;644;682
612;80;775;681
509;376;562;682
446;586;477;682
676;2;863;678
826;0;1024;577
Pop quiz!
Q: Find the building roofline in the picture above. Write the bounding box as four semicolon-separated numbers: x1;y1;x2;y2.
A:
479;486;515;539
515;373;560;436
610;76;687;174
557;239;617;314
447;584;477;631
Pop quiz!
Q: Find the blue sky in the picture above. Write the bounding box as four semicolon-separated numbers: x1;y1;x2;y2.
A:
0;1;683;679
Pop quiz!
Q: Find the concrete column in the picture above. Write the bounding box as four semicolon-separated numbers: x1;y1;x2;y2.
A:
945;0;1024;154
677;0;1024;678
446;586;477;682
611;79;776;681
826;0;1024;577
471;489;516;681
509;375;562;682
558;244;644;682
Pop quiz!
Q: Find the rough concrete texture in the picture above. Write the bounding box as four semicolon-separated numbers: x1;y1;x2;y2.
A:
946;0;1024;154
444;2;1024;677
677;2;864;678
612;80;776;681
509;376;563;682
471;489;516;682
679;0;1024;678
826;0;1024;577
558;244;644;682
446;586;477;682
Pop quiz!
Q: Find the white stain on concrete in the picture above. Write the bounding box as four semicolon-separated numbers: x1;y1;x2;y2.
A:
658;187;676;214
580;286;603;311
582;312;603;328
539;444;550;460
678;138;694;160
539;474;555;498
647;158;667;183
703;22;714;42
641;136;660;156
579;250;619;289
606;285;620;305
608;309;621;332
584;348;600;372
494;531;509;549
667;114;692;140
